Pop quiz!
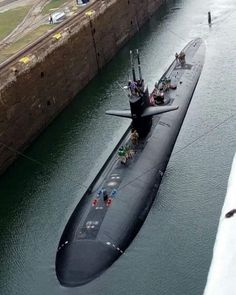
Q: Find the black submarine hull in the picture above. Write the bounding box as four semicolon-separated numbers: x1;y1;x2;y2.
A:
56;38;205;286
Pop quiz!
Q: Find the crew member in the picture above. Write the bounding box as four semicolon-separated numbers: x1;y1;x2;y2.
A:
49;14;53;24
102;189;108;203
128;80;138;96
178;51;186;65
118;146;127;164
136;79;144;94
130;129;139;145
125;145;134;159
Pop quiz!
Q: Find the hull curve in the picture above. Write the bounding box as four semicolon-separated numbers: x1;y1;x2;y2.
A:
56;38;205;286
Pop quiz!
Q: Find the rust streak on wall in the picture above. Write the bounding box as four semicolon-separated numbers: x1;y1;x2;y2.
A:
0;0;165;175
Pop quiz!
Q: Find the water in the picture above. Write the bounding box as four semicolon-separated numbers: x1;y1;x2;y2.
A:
0;0;236;294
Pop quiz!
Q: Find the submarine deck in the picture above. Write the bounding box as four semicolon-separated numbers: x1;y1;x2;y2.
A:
56;38;205;286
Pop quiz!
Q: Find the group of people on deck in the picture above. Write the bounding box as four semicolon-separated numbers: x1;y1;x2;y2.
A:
128;79;145;96
96;188;117;204
118;129;139;164
175;51;186;65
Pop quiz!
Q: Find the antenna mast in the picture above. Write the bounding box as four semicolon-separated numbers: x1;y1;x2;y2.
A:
130;50;136;81
136;49;142;80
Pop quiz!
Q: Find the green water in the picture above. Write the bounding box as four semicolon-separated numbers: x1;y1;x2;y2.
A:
0;0;236;294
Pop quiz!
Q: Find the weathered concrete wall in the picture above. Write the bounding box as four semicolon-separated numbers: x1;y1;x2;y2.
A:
0;0;165;175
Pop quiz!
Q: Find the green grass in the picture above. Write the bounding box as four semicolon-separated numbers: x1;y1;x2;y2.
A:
0;6;31;41
42;0;69;15
0;25;54;63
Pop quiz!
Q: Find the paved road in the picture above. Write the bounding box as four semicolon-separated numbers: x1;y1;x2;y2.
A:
0;0;49;49
0;0;19;8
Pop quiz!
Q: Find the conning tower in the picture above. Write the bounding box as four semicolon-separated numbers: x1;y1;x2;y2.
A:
106;49;178;137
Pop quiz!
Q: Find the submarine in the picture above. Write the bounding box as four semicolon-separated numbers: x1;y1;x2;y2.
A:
56;38;205;286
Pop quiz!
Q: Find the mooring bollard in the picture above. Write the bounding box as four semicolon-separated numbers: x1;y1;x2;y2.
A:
208;11;212;25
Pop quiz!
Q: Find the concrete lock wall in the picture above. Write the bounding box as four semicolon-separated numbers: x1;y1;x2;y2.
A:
0;0;165;175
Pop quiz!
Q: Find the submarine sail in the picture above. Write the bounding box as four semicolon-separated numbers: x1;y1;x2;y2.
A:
56;38;205;287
